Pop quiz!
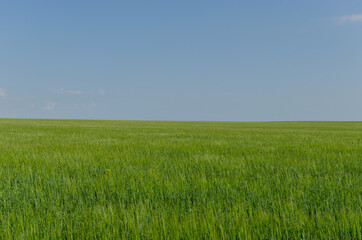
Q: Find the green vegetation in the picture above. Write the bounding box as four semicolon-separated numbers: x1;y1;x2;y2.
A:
0;119;361;239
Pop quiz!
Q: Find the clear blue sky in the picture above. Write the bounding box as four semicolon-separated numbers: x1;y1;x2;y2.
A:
1;1;361;121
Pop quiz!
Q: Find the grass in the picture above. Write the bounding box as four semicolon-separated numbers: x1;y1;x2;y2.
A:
0;119;361;239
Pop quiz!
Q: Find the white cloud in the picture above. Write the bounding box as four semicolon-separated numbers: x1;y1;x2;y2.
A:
44;101;56;110
339;14;362;23
0;88;7;97
49;88;105;96
66;90;84;95
97;89;105;96
59;88;84;95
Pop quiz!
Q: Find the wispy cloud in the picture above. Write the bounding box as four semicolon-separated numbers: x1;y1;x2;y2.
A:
339;14;362;23
51;88;85;95
65;89;84;95
0;88;7;97
49;88;105;96
97;89;105;96
44;101;56;110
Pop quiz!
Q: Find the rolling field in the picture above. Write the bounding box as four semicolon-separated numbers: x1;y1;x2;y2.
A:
0;119;361;239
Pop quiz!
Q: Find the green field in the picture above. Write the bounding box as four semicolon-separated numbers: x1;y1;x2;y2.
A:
0;119;361;239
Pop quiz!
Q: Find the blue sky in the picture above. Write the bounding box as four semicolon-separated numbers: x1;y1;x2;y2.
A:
1;1;361;121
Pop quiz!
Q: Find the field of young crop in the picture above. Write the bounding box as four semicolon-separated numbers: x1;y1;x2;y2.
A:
0;119;360;239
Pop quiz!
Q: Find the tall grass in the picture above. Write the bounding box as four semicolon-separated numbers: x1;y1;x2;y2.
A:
0;119;361;239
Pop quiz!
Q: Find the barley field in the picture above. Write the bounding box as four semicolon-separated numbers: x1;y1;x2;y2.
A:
0;119;361;239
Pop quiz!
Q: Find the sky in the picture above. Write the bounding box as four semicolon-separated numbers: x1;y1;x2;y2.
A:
1;1;362;121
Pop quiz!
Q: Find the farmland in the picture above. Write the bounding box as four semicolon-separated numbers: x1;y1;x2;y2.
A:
0;119;361;239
